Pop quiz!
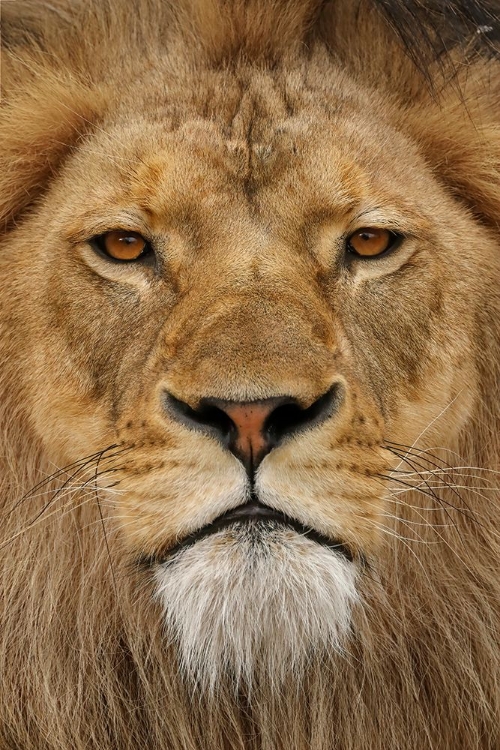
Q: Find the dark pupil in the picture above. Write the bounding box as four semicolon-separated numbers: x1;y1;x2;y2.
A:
360;232;374;241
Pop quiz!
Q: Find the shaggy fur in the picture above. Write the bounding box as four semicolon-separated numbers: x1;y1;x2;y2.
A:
155;525;358;694
2;1;500;748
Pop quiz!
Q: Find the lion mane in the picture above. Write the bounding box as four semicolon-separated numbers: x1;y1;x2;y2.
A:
2;1;500;748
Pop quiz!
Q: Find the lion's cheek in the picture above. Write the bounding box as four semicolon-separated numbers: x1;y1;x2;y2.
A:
114;440;247;554
383;367;477;451
27;379;115;464
256;449;388;556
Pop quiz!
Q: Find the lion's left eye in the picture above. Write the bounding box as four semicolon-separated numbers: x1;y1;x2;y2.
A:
92;230;152;262
346;227;400;258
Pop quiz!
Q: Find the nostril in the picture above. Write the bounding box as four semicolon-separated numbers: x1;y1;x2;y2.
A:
163;383;343;473
164;392;236;445
265;384;341;447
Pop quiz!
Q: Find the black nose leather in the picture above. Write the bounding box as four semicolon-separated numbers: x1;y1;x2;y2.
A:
164;385;341;473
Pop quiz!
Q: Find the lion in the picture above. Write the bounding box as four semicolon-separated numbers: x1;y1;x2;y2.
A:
2;0;500;747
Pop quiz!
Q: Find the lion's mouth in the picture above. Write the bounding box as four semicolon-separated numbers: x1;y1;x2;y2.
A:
139;498;354;566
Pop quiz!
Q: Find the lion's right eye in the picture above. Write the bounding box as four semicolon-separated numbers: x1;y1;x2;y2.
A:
346;227;400;258
91;230;152;262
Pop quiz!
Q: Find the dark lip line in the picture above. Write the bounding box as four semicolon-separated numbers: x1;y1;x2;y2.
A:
137;500;354;567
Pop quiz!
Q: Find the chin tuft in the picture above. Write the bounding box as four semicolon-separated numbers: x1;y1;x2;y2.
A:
154;523;358;694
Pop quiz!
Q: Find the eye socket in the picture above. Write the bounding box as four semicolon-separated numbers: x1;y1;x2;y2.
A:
346;227;400;258
91;230;152;262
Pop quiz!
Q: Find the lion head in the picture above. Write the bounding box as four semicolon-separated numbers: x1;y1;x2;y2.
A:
2;1;500;748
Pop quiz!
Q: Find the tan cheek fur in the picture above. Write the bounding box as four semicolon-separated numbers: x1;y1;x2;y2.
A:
117;437;247;553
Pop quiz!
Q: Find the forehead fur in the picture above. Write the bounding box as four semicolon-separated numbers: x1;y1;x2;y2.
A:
2;0;500;237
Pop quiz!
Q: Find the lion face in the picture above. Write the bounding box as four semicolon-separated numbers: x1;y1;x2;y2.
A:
4;0;500;745
7;57;488;689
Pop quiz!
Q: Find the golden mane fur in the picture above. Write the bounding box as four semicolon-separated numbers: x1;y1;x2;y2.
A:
2;1;500;748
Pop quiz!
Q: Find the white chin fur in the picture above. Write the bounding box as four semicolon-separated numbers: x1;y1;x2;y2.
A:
155;524;358;693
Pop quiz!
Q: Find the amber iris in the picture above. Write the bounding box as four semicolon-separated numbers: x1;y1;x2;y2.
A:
347;227;394;257
101;230;148;261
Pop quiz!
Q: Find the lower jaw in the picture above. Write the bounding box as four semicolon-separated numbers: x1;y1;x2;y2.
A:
153;525;359;691
140;516;354;568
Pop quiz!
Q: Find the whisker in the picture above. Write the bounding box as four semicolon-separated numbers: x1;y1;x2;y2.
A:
384;445;479;531
386;444;465;505
385;440;459;468
369;522;435;581
377;472;486;538
94;450;119;597
381;512;454;528
0;484;108;553
0;452;128;552
5;444;132;517
387;391;464;462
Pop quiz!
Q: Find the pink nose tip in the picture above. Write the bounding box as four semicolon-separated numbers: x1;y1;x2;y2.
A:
216;401;279;468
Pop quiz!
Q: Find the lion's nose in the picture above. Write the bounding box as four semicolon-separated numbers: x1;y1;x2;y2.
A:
163;386;340;474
